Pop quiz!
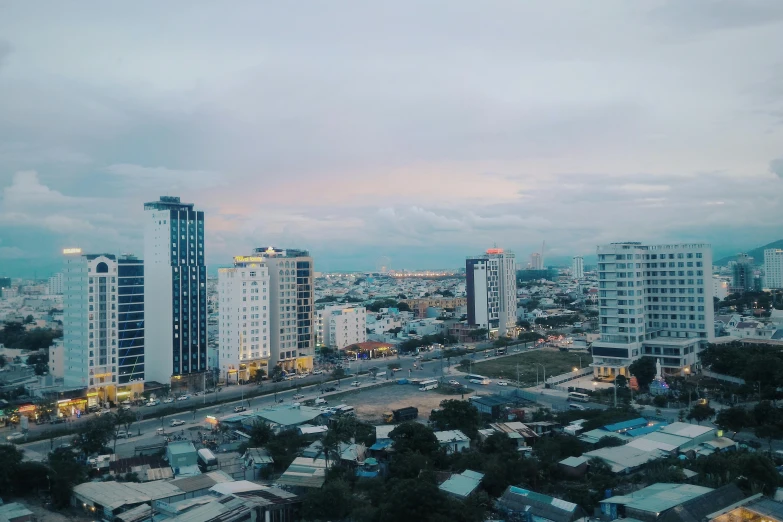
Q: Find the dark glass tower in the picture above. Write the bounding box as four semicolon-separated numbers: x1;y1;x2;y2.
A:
117;255;144;384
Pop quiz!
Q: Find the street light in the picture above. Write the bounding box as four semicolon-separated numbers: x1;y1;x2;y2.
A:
534;363;546;386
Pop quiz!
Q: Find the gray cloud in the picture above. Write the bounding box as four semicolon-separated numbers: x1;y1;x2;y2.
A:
771;158;783;178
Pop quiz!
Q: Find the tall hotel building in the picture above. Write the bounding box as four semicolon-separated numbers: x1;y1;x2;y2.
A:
218;256;271;382
572;256;585;280
144;196;207;385
764;249;783;289
466;248;517;337
63;249;144;405
591;242;714;379
249;247;315;371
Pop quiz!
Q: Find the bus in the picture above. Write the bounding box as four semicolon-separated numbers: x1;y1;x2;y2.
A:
419;379;439;391
465;374;490;385
197;448;219;472
567;392;589;403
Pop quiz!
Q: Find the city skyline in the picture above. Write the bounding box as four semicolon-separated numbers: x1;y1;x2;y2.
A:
1;2;783;275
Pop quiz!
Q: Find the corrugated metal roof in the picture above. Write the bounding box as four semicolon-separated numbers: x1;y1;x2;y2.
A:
659;423;715;439
602;483;714;514
439;470;484;498
604;418;649;432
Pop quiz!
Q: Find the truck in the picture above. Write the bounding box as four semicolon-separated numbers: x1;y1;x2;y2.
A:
383;406;419;424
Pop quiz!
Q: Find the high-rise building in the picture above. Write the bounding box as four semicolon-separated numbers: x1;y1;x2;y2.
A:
572;256;584;280
591;242;714;379
218;256;271;382
731;253;754;294
143;196;207;385
48;273;63;295
530;253;543;270
466;248;517;337
764;249;783;289
251;247;314;371
63;249;145;405
712;275;729;301
317;305;367;350
117;254;145;386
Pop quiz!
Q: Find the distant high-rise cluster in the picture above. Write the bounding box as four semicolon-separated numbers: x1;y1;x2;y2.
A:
764;249;783;289
731;253;754;293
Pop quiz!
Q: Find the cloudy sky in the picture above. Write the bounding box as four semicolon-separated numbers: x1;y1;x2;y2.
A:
1;1;783;276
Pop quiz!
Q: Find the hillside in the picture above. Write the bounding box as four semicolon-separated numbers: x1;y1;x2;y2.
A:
715;239;783;265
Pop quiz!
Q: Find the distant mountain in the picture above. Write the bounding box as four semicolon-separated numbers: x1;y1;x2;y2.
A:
715;239;783;266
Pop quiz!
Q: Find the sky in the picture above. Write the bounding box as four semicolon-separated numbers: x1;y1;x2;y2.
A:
1;1;783;277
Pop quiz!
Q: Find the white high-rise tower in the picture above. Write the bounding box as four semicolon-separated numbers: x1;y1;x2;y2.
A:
466;248;517;337
572;256;584;280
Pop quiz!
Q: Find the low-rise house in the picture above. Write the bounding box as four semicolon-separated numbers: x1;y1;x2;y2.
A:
434;430;470;453
488;422;538;448
469;395;511;419
0;502;34;522
497;486;583;522
558;456;589;478
600;483;745;522
709;492;783;522
438;470;484;499
166;441;199;477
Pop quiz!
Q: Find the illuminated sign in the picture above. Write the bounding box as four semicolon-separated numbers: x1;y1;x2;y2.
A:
18;405;36;413
63;248;83;255
486;248;504;254
234;256;265;264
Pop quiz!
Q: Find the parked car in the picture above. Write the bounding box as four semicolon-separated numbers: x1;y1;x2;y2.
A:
116;430;129;438
147;399;160;407
121;405;131;411
170;419;186;427
497;380;509;386
351;381;360;387
323;386;337;392
314;397;327;405
163;397;174;404
177;395;190;401
156;427;165;436
297;373;308;379
448;380;460;386
312;369;324;375
233;406;247;413
292;394;304;400
121;399;132;406
6;432;24;442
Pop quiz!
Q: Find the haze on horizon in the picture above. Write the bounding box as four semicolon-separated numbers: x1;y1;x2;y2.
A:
1;1;783;277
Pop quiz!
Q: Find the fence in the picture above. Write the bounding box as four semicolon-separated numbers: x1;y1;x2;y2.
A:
702;370;745;385
546;367;592;386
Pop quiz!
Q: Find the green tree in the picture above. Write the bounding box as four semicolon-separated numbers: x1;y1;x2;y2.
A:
653;395;668;408
301;479;353;521
629;356;657;389
113;408;136;452
468;328;488;341
331;367;347;380
687;403;716;425
249;421;273;447
252;368;266;384
73;415;115;455
270;365;284;382
48;448;88;508
594;436;624;449
429;399;481;439
614;374;628;388
752;401;783;453
0;444;23;495
715;406;750;439
390;422;439;456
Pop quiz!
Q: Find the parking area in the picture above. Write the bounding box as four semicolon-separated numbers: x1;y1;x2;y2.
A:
327;381;465;424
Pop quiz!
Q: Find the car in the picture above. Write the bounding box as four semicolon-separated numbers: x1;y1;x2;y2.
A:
323;386;337;392
170;419;186;427
448;380;460;386
121;399;131;406
163;398;174;403
312;369;324;375
177;395;190;401
233;406;247;413
292;394;304;400
121;405;131;411
314;397;327;405
116;430;129;438
351;381;360;387
297;373;308;379
497;380;509;386
147;399;160;407
6;432;24;442
156;427;166;436
95;409;111;417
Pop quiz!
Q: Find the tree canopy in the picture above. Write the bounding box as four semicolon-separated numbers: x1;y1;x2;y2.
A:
628;356;657;389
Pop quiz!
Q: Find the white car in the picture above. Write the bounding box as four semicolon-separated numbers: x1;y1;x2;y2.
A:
351;381;360;387
146;400;160;407
312;369;324;375
116;430;129;438
297;373;308;379
448;380;460;386
497;380;509;386
177;395;190;401
120;399;131;406
293;394;304;400
6;432;24;442
170;419;186;427
163;398;174;404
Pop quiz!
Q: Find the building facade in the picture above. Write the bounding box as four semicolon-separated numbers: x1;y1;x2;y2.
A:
764;249;783;289
731;253;754;294
218;256;271;382
466;248;517;337
530;253;543;270
47;273;63;295
63;250;144;405
591;242;714;379
572;256;585;280
117;255;145;387
712;275;729;301
251;247;314;371
143;196;207;385
317;305;367;349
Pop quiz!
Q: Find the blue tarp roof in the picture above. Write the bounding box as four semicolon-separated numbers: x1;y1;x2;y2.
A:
604;417;648;432
370;440;393;451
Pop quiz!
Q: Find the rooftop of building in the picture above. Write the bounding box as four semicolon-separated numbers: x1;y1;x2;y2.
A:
435;430;470;443
144;196;195;210
167;441;197;456
601;483;714;514
439;470;484;498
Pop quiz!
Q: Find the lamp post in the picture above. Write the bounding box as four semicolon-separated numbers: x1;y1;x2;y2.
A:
535;363;546;387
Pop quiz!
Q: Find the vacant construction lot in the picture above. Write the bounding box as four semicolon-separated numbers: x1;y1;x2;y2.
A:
461;348;592;387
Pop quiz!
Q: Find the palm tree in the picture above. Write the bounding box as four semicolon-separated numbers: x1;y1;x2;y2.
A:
313;431;342;469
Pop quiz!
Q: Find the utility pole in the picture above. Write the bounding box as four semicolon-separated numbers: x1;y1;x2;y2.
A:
614;382;617;408
203;373;206;405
